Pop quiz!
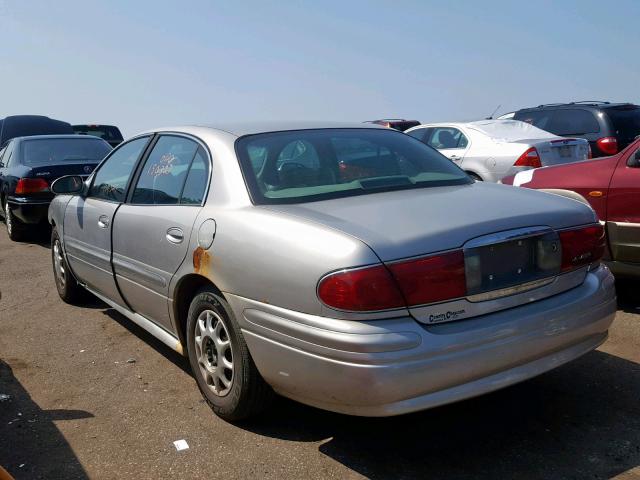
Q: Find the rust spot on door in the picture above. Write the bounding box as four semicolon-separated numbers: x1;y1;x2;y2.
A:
193;247;211;276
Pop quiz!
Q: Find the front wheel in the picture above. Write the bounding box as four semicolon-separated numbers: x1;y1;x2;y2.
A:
51;227;84;303
186;288;273;421
467;172;483;182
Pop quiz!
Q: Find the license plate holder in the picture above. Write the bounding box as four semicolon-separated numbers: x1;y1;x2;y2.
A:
558;145;572;158
464;230;561;298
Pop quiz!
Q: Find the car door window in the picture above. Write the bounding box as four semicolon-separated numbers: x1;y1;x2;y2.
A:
428;128;467;150
547;109;600;136
180;146;210;205
89;136;149;202
131;135;199;205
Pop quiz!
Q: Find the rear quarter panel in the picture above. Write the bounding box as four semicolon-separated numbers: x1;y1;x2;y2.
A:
172;205;385;319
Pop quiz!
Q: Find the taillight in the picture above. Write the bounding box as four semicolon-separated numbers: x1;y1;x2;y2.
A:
15;178;49;195
317;265;405;311
318;251;466;312
514;147;541;168
596;137;618;156
388;251;466;306
559;224;605;272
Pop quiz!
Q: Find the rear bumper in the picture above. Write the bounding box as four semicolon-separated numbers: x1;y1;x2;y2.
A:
228;264;616;416
7;197;50;224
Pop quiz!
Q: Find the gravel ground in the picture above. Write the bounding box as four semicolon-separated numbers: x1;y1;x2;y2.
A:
0;226;639;480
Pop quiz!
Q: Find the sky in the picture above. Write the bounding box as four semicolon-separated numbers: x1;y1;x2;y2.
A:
1;0;639;138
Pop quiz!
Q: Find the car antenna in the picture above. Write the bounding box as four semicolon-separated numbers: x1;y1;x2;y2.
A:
486;104;501;120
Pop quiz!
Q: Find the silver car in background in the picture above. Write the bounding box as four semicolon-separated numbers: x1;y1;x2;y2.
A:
406;119;590;182
48;122;616;421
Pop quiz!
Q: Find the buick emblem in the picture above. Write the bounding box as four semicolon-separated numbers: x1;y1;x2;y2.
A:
84;165;93;174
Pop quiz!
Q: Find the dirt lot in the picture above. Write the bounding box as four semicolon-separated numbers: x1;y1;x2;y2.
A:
0;226;639;480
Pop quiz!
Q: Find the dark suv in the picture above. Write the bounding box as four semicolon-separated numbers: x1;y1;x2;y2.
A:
513;102;640;157
0;115;73;147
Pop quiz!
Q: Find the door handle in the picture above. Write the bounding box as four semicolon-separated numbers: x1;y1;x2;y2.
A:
166;227;184;244
450;155;461;161
98;215;110;228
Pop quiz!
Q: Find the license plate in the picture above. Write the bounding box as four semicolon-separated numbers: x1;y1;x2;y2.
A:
464;231;561;296
558;145;572;158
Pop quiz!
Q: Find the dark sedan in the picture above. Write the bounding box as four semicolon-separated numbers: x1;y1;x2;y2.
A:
0;134;112;240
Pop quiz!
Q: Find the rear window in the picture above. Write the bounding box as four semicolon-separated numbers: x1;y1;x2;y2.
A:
21;138;112;166
515;109;600;135
547;109;600;135
73;125;124;142
606;107;640;143
236;128;471;204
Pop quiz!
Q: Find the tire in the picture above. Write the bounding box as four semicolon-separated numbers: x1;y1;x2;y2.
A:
468;172;482;182
186;287;273;421
5;201;26;241
51;227;84;304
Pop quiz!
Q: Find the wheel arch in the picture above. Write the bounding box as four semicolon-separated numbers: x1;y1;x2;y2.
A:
172;273;224;351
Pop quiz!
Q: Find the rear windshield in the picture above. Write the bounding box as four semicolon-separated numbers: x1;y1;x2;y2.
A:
236;128;471;204
606;107;640;144
73;125;124;141
22;138;112;166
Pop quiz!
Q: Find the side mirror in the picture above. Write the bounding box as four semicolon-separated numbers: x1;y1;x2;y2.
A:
51;175;85;195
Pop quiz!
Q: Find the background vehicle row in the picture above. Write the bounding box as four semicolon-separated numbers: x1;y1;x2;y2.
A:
405;119;590;182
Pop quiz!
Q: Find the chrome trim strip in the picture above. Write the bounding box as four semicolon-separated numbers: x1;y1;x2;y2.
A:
466;277;555;302
463;226;552;249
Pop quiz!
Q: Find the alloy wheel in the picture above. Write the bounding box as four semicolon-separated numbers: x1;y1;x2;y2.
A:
5;203;12;235
53;239;66;289
194;309;234;396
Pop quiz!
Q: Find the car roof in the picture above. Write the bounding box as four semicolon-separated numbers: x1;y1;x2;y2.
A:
518;102;637;111
141;121;387;138
14;134;109;142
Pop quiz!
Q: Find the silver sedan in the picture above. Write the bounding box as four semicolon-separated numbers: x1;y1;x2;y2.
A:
48;122;616;420
406;120;591;182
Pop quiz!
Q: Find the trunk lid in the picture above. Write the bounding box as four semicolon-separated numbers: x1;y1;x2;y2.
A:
263;182;596;261
266;182;598;324
19;162;98;201
517;138;590;166
28;162;98;184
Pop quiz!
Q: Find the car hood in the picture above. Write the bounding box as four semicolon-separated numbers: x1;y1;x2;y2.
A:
261;182;597;261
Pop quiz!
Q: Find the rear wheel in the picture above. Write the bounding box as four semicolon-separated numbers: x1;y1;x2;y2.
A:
51;227;84;303
5;201;26;241
186;288;273;421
